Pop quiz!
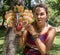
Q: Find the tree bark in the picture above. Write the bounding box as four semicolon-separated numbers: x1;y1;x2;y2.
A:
2;27;18;55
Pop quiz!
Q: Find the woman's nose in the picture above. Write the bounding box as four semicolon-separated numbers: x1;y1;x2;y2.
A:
37;15;41;18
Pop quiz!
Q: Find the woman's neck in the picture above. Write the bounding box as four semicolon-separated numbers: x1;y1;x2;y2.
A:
36;22;46;32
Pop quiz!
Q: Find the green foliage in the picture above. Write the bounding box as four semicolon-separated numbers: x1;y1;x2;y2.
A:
24;0;33;10
3;5;10;11
0;0;12;13
45;0;60;26
0;0;13;25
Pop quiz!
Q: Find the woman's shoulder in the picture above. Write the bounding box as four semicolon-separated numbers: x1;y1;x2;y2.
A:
47;24;56;34
46;24;56;43
41;24;56;35
48;24;56;30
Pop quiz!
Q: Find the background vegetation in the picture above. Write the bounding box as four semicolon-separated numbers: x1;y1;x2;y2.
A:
0;0;60;55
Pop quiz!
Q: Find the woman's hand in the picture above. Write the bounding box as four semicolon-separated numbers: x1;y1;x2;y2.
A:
21;21;37;36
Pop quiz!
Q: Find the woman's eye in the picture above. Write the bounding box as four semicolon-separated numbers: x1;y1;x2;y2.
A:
36;13;38;16
40;13;44;16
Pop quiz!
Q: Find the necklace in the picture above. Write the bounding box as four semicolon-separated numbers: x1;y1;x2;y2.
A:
33;22;41;34
33;22;47;34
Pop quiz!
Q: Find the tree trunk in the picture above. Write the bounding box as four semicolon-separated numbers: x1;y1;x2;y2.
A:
2;27;18;55
2;0;24;55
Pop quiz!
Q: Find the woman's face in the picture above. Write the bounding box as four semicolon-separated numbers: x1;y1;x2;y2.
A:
34;7;47;25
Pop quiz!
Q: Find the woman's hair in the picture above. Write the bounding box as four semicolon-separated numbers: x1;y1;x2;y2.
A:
33;3;48;15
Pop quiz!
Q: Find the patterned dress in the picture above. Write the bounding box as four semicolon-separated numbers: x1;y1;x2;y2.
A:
22;31;48;55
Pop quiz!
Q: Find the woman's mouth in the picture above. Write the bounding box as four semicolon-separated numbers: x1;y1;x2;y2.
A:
37;19;42;22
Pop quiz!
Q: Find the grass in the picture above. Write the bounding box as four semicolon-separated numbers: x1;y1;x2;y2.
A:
0;28;60;55
48;32;60;55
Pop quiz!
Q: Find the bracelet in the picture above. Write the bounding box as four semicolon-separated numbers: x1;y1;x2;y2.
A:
33;32;39;37
34;36;39;41
33;33;39;40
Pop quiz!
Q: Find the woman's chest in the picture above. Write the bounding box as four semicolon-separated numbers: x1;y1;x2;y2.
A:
26;33;47;45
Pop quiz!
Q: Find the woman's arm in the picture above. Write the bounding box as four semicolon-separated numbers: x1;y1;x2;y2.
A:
25;24;56;55
45;27;56;51
13;27;27;48
18;30;27;48
33;27;56;55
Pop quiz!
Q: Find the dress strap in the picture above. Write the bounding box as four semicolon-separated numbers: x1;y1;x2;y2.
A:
44;26;52;43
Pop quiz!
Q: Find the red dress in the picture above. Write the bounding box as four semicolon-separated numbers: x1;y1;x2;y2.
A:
22;31;48;55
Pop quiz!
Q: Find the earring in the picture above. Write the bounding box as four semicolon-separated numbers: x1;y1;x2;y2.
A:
46;19;48;26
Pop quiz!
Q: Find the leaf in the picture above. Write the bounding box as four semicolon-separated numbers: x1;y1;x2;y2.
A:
3;5;10;11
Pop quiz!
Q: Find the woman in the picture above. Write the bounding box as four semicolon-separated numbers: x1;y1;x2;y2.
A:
14;3;56;55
